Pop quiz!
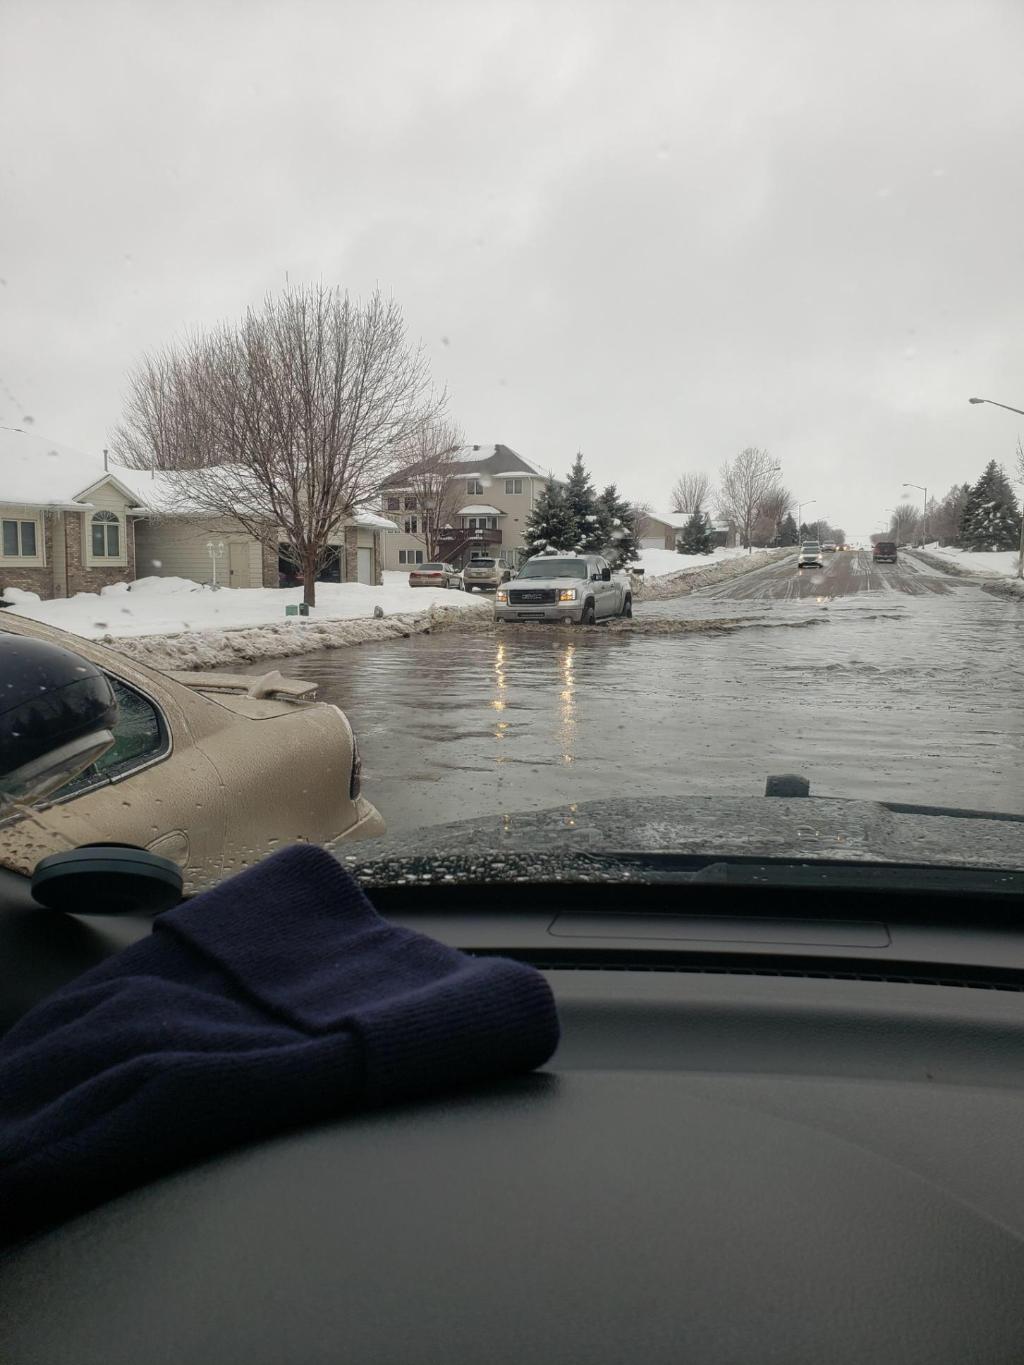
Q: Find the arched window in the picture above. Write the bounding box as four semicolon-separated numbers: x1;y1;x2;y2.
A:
91;510;120;558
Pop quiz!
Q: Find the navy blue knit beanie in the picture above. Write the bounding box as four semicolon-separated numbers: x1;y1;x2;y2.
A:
0;845;559;1245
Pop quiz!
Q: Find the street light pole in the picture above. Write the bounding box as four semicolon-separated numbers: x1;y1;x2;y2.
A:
903;482;927;546
969;396;1024;418
797;499;816;536
967;396;1024;578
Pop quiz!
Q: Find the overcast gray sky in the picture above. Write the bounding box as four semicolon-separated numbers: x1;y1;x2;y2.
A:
3;0;1024;539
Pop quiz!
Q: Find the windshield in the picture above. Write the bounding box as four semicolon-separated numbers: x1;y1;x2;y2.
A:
2;3;1024;894
516;559;588;580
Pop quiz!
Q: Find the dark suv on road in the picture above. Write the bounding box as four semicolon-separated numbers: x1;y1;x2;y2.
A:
872;541;898;564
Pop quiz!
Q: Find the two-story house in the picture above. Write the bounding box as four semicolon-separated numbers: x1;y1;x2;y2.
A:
379;445;552;570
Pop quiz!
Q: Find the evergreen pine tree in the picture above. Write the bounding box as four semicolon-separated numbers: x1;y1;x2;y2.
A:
596;484;640;569
564;451;604;552
677;508;713;555
960;461;1021;551
522;479;578;557
778;512;799;546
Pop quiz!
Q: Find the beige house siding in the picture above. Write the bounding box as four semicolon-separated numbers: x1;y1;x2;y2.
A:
380;474;543;570
135;517;268;588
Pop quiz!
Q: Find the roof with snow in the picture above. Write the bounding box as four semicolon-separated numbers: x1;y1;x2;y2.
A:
457;504;504;516
0;426;147;509
646;510;693;530
381;443;548;488
351;509;398;531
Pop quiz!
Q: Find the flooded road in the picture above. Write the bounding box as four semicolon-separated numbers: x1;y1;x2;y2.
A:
238;552;1024;835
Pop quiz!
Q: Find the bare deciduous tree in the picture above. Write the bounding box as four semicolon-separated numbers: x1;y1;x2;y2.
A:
630;498;654;543
716;448;783;551
888;502;920;544
111;285;442;606
670;471;713;514
749;485;793;545
388;418;465;561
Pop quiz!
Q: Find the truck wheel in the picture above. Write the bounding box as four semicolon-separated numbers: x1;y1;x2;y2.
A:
622;595;632;618
581;602;596;625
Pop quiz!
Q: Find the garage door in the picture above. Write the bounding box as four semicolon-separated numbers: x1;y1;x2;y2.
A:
357;546;373;584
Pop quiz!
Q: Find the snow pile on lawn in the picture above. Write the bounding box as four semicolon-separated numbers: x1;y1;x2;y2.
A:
637;546;794;600
920;544;1020;578
105;603;488;673
636;544;772;581
4;573;490;641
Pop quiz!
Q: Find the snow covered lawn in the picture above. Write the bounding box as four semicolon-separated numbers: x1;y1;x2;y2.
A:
636;544;773;581
919;544;1021;578
3;571;491;641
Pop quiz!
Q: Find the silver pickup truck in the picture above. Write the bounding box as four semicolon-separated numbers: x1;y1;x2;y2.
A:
494;553;632;624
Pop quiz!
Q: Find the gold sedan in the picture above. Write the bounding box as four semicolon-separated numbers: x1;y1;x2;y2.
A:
0;614;384;894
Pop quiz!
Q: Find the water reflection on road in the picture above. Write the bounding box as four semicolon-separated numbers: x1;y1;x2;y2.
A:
238;554;1024;836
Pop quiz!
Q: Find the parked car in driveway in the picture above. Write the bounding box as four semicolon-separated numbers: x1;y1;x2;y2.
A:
463;558;513;592
0;614;385;893
408;562;462;589
494;553;631;624
797;542;824;568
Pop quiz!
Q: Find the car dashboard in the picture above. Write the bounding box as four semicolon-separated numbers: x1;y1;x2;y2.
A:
1;860;1024;1364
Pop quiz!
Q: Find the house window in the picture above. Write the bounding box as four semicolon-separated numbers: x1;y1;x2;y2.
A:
504;478;523;495
1;519;37;557
404;496;417;510
91;510;120;558
403;515;418;533
398;550;424;565
385;496;401;512
467;479;483;496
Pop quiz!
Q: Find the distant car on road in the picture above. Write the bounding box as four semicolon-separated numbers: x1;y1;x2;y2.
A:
822;542;837;552
872;541;899;564
408;562;462;590
494;554;631;625
797;542;824;568
0;614;385;893
463;558;513;592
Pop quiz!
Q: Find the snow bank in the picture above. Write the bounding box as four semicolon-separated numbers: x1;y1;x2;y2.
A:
104;603;489;673
4;573;491;641
635;544;759;580
919;544;1021;578
636;546;790;598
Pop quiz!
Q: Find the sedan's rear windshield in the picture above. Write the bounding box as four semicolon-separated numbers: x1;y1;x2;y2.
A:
418;564;445;571
517;558;588;579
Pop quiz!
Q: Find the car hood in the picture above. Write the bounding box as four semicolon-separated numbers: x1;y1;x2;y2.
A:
339;794;1024;883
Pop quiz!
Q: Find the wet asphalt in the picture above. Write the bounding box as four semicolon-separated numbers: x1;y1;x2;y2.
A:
237;551;1024;834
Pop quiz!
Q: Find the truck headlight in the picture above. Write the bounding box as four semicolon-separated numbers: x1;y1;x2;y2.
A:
495;589;508;603
557;588;577;602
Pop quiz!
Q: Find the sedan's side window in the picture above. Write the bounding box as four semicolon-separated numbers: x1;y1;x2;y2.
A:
56;677;169;798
